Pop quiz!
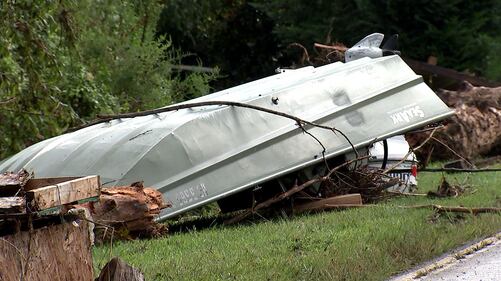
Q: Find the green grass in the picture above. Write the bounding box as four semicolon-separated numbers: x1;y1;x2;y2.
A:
93;169;501;280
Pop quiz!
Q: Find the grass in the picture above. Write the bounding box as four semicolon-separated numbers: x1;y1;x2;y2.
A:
93;168;501;280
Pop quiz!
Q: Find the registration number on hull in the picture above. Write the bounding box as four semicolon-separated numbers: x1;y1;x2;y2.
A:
175;183;209;207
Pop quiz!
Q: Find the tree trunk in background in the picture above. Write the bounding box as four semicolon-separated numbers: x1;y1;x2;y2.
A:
406;82;501;162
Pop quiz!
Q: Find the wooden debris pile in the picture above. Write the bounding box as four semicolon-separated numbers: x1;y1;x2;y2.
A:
406;82;501;162
292;167;401;214
0;170;100;235
85;181;170;241
317;167;400;202
0;170;99;281
226;161;407;224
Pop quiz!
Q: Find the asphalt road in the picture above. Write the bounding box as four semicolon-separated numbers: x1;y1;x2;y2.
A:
417;239;501;281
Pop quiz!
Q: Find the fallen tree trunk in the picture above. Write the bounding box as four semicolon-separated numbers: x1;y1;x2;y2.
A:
406;82;501;162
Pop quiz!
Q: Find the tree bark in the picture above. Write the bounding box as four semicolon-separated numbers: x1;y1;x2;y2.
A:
406;82;501;162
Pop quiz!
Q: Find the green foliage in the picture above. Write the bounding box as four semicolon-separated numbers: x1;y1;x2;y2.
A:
0;0;214;159
158;0;501;85
157;0;279;90
255;0;501;77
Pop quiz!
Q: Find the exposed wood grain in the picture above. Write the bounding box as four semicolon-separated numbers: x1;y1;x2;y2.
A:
90;185;169;240
294;194;362;213
24;176;81;191
0;219;94;281
27;175;100;211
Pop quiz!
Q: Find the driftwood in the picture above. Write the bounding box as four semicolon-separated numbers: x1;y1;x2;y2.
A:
88;182;170;240
95;257;145;281
406;82;501;162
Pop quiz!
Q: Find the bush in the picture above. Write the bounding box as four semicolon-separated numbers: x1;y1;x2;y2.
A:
0;0;214;159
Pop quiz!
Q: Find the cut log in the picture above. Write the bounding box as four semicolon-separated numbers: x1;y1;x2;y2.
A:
0;197;25;214
294;194;362;213
26;175;100;211
88;183;170;240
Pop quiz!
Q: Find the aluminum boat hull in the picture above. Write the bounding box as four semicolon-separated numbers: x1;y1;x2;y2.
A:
0;56;454;220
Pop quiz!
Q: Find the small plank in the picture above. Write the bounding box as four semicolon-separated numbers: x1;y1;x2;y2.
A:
294;194;362;213
0;197;26;214
24;176;81;191
27;176;100;211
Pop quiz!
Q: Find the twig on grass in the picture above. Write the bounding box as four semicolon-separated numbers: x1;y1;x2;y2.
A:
400;204;501;215
316;204;501;215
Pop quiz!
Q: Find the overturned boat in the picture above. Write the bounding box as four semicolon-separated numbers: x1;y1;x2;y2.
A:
0;54;453;220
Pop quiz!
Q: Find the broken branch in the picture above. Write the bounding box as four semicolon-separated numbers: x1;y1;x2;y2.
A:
225;155;369;224
383;127;439;174
420;168;501;173
401;204;501;215
71;100;358;157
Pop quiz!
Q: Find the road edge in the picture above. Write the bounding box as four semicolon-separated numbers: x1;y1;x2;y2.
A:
390;231;501;280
